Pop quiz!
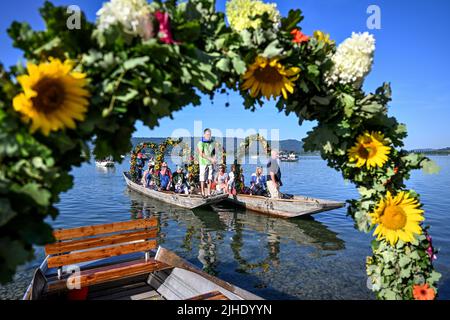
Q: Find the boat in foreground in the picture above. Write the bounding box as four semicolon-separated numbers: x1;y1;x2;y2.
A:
123;172;228;209
24;218;261;300
226;194;345;218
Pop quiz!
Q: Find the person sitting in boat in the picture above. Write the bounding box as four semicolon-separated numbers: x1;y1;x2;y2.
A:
266;149;282;198
250;166;267;196
215;164;228;194
227;164;237;195
158;162;173;191
142;161;155;188
197;128;216;198
173;165;189;194
136;153;146;180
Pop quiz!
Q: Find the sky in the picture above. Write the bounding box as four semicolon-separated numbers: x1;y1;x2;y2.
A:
0;0;449;149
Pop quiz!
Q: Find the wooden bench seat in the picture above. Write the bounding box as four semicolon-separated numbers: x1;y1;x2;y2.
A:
43;218;168;292
47;258;171;292
187;291;230;300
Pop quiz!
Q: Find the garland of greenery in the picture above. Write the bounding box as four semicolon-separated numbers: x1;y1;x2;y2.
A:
0;0;441;299
129;137;182;182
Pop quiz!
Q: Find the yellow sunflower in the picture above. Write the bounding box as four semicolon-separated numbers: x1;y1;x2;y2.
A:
370;191;424;246
347;131;391;169
241;56;300;100
13;58;90;136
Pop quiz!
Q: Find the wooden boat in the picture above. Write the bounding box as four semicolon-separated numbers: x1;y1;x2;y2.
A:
23;218;261;300
226;194;345;218
123;172;229;209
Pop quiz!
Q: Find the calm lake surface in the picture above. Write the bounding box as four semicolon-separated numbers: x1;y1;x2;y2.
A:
1;155;449;300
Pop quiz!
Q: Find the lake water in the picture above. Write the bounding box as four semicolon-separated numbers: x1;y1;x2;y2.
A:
1;155;449;300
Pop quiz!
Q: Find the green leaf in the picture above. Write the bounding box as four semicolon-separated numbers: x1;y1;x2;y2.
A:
232;57;246;75
340;93;355;117
421;159;441;175
13;183;51;206
280;9;304;31
262;40;283;58
216;58;231;72
0;199;16;227
123;56;150;70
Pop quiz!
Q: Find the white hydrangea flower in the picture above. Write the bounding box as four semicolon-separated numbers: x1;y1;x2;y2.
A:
325;32;376;88
226;0;281;32
96;0;152;38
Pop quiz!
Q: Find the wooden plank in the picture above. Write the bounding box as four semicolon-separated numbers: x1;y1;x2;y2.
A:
52;218;158;241
47;240;158;268
47;258;172;291
45;229;158;255
187;291;229;300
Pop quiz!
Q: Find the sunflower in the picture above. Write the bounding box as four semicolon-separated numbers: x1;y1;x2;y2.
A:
241;56;300;100
370;191;424;246
413;284;436;300
347;131;391;169
13;58;90;136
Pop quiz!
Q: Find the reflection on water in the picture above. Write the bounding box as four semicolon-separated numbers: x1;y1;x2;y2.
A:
126;190;349;298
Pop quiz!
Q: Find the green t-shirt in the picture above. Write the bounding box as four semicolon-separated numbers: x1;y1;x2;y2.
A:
197;140;214;166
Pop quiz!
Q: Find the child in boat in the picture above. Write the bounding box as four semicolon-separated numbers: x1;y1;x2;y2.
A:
250;166;267;196
173;165;189;194
136;152;145;181
227;164;237;195
158;162;173;191
142;161;155;188
215;164;228;194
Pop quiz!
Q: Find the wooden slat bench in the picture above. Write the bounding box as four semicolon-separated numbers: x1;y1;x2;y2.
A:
43;218;171;293
187;291;230;300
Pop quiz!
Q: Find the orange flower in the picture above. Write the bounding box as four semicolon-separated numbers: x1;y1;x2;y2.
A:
291;29;310;44
413;284;436;300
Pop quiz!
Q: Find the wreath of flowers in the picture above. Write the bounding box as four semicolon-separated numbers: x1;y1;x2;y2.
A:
0;0;441;299
130;137;182;182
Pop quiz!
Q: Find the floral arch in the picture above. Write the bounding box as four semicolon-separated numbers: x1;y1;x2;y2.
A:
0;0;441;299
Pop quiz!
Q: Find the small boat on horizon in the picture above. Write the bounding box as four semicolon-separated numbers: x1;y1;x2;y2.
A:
279;152;299;162
23;218;260;300
123;172;228;209
95;158;115;168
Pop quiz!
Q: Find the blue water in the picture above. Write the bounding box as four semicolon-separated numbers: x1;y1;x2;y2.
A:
1;156;449;299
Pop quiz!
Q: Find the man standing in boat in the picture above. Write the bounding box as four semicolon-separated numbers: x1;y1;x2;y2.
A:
266;149;282;198
197;128;216;198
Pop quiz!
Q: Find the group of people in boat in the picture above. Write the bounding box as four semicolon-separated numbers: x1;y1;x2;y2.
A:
135;128;288;199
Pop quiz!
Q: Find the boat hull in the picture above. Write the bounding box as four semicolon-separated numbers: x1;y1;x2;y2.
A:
226;194;345;218
123;172;228;209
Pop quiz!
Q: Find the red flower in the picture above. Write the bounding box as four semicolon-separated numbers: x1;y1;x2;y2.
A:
154;11;178;45
413;284;436;300
291;29;310;44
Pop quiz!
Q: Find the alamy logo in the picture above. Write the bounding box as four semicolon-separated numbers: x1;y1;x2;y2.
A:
66;5;82;30
367;5;381;30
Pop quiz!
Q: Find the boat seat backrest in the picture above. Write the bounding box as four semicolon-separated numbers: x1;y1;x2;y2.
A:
44;218;158;270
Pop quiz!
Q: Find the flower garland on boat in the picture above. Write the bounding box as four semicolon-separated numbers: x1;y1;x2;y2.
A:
0;0;441;299
129;138;182;182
